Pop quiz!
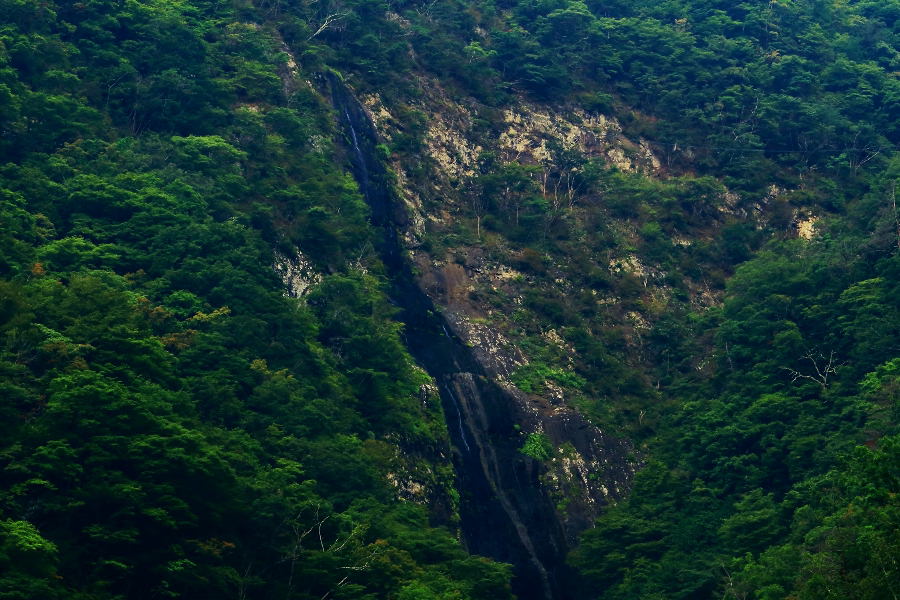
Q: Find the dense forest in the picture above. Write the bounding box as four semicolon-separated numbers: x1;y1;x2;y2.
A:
0;0;897;598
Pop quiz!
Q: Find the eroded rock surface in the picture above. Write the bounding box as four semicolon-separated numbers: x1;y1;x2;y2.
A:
273;248;320;298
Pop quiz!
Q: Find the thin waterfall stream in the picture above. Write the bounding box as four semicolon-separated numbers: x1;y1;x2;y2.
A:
444;385;471;454
344;108;369;201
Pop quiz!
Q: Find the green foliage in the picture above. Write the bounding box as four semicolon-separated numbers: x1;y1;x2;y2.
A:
520;433;554;461
0;520;62;598
511;363;586;394
0;0;897;598
0;0;513;597
572;208;900;598
731;436;900;600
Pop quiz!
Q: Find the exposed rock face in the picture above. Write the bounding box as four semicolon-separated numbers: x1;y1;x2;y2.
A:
497;104;660;173
273;248;320;297
327;76;638;600
358;79;662;249
406;249;636;543
443;311;527;381
795;215;819;239
425;109;483;180
361;80;646;549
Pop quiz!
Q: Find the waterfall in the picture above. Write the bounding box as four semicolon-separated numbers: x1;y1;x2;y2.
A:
444;385;471;454
448;374;555;600
327;74;634;600
344;109;369;202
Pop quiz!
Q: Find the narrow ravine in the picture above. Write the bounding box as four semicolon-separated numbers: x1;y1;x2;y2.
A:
327;75;633;600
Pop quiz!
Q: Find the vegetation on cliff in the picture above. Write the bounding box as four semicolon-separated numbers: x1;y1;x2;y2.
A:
0;0;897;598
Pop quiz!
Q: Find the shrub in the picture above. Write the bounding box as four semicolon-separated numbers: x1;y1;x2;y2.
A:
520;433;553;461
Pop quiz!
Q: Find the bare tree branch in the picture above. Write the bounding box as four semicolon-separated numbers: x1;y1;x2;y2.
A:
781;350;842;389
308;12;349;40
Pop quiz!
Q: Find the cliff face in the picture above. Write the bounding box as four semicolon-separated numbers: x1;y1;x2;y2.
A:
325;75;639;600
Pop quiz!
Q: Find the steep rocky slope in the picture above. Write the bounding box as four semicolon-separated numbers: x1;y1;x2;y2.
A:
305;55;894;595
1;0;896;598
305;70;747;598
326;75;638;599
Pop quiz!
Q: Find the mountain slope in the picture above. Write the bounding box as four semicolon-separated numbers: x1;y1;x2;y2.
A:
0;0;898;599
